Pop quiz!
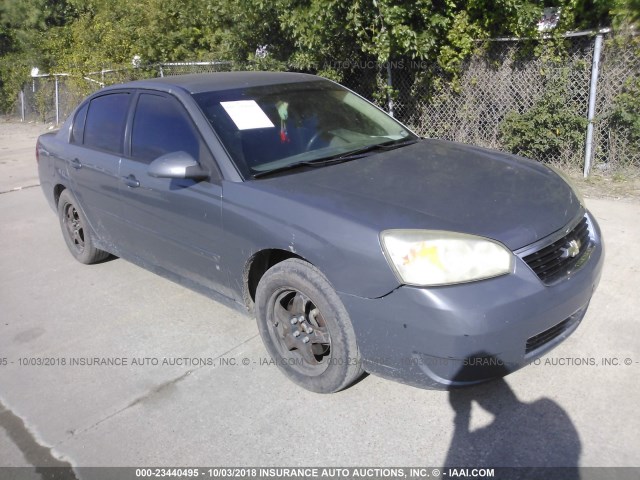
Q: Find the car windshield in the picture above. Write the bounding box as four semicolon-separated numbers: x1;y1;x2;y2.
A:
193;80;417;178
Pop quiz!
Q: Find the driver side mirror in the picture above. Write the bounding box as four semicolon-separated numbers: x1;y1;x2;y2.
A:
148;151;209;180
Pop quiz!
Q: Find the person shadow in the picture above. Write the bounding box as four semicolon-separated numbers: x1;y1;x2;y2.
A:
443;354;581;480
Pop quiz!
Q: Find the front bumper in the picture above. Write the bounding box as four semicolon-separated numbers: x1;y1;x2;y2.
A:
339;211;604;389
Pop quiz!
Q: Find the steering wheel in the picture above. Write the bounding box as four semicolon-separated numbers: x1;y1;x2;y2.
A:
306;130;329;151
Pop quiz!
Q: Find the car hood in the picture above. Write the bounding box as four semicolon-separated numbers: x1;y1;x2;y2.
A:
250;139;583;251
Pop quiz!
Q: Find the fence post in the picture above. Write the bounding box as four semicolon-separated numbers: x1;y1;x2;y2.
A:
386;62;394;117
20;90;25;122
584;34;604;178
159;64;164;77
54;75;60;125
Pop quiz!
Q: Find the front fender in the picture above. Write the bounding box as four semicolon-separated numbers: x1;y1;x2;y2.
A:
221;181;400;300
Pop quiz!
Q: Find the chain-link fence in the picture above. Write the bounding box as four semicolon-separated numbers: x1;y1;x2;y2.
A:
17;75;81;125
385;31;639;175
392;37;594;170
11;30;640;176
591;34;640;173
13;63;230;124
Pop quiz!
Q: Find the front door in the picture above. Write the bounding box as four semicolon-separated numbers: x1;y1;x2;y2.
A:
117;91;231;298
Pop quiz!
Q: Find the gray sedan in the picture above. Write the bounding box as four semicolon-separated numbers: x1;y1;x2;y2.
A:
36;72;604;393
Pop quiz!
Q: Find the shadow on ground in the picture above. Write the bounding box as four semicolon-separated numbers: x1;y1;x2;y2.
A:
444;358;581;478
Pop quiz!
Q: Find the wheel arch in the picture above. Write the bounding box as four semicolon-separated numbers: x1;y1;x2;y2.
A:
243;248;306;311
53;183;66;207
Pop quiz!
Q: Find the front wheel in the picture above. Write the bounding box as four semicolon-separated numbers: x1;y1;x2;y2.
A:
58;190;109;264
255;259;364;393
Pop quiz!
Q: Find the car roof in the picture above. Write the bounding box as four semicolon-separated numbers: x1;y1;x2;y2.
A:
112;71;323;94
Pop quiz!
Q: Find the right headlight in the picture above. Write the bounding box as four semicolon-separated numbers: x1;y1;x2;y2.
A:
380;230;514;287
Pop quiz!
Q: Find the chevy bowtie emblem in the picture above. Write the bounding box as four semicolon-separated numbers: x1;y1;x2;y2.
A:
566;239;581;258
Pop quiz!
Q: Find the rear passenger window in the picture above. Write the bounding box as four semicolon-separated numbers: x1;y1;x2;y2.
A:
131;93;207;164
84;93;130;154
71;103;88;145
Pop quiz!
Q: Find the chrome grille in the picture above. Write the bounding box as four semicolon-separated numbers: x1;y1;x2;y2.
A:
523;217;590;284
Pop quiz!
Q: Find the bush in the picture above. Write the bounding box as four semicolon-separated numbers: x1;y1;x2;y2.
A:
609;77;640;155
500;71;587;164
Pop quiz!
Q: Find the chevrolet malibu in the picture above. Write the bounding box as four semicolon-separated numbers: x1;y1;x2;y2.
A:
36;72;604;393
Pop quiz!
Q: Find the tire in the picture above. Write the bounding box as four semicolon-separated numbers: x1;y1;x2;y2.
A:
57;190;109;264
255;258;364;393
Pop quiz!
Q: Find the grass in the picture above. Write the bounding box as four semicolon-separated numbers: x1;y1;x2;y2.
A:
566;167;640;201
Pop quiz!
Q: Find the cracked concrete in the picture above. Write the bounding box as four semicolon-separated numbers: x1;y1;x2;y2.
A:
60;333;259;442
0;398;77;478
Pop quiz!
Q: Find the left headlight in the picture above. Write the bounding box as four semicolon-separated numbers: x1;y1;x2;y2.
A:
380;230;514;287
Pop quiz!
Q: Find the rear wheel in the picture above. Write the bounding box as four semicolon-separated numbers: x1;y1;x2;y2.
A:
58;190;109;264
255;259;363;393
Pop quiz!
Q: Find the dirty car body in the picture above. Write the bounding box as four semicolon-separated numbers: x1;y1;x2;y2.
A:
37;72;604;392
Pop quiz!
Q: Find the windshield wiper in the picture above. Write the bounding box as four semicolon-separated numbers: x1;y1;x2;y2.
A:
252;138;419;179
316;138;419;163
251;158;350;178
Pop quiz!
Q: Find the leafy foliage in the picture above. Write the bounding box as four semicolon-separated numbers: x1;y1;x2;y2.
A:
0;0;636;113
0;0;76;111
499;71;588;162
609;77;640;153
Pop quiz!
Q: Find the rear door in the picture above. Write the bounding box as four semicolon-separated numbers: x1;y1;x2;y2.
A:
64;91;131;247
117;91;231;297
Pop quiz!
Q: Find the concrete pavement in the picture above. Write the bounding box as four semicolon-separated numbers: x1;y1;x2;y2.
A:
0;121;638;470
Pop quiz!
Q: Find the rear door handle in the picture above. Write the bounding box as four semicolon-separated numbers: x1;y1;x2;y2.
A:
70;158;82;169
122;174;140;188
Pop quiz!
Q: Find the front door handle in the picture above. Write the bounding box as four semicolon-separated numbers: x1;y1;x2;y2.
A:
122;174;140;188
70;158;82;169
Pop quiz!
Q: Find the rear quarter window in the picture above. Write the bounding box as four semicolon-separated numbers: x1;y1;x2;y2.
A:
70;103;88;145
83;93;131;154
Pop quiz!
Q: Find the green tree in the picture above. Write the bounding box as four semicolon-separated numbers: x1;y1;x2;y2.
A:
0;0;76;111
1;0;635;113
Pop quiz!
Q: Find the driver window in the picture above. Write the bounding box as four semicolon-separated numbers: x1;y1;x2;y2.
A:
131;93;211;165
